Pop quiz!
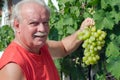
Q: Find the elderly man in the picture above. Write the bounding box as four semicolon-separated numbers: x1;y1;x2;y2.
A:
0;0;94;80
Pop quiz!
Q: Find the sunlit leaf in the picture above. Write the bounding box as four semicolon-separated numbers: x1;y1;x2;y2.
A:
107;56;120;79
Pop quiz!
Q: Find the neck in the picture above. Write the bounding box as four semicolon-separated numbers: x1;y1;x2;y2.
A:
13;38;40;54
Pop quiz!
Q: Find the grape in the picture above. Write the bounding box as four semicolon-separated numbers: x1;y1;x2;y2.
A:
78;25;107;66
94;32;99;38
89;36;96;42
91;27;96;32
78;27;91;40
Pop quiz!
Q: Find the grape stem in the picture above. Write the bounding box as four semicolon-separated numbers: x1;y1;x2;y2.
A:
88;65;95;80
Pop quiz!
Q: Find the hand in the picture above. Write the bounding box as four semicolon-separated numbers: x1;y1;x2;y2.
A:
79;18;95;31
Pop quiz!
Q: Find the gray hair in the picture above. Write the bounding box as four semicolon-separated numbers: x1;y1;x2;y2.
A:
11;0;50;31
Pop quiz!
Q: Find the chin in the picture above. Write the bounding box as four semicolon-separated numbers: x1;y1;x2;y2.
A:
35;42;45;47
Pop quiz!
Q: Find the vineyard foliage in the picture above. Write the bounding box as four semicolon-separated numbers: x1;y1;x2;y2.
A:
48;0;120;79
0;0;120;80
0;25;14;51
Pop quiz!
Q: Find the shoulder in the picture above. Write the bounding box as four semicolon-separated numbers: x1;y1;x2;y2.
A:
0;63;26;80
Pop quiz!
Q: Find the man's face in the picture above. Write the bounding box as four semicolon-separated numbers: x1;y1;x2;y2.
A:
16;3;50;49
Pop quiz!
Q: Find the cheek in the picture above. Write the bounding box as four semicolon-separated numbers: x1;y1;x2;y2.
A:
21;27;35;38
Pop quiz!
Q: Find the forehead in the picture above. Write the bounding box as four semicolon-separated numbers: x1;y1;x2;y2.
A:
20;3;50;20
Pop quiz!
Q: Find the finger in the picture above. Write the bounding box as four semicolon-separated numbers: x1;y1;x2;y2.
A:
86;18;95;25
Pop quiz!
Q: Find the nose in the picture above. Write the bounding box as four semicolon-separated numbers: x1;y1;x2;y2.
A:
37;23;46;32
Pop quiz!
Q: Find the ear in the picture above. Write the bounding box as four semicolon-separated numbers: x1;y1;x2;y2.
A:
13;19;20;33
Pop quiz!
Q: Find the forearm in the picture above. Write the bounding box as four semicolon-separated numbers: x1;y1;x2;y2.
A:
47;30;82;58
61;30;83;54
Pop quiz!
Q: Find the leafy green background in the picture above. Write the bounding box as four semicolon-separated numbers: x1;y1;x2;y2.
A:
0;25;14;51
0;0;120;80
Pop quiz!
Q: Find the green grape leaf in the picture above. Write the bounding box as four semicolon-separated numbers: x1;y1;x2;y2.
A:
56;18;64;29
94;11;114;30
114;12;120;24
66;27;75;34
112;36;120;47
105;41;120;57
106;36;120;79
63;17;73;26
88;0;99;6
83;9;93;18
107;56;120;79
101;0;108;9
70;6;80;17
107;0;120;6
108;11;120;24
102;17;114;30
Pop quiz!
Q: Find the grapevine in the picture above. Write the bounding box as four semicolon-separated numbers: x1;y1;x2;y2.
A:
78;25;107;66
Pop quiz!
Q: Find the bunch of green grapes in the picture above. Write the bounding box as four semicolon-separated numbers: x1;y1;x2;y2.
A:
78;25;107;65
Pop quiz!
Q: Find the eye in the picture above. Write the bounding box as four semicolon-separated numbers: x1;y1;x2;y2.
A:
29;22;39;26
43;21;49;26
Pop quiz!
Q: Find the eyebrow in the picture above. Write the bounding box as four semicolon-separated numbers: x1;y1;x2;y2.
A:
27;19;39;23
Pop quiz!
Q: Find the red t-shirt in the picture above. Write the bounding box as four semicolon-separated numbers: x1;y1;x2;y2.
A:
0;42;60;80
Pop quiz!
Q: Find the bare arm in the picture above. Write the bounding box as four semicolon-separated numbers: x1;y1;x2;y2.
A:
47;18;95;59
47;40;67;59
0;63;26;80
47;30;82;59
